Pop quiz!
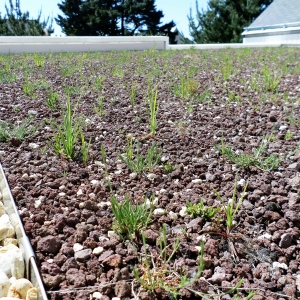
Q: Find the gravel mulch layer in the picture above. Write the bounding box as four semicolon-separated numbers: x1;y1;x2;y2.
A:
1;48;300;300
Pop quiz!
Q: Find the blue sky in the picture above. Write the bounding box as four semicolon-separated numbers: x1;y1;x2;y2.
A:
0;0;209;37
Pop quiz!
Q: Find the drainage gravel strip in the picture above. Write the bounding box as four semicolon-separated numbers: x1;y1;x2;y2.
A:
0;163;47;300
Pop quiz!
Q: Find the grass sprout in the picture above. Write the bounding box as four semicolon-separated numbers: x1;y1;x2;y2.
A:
148;87;158;136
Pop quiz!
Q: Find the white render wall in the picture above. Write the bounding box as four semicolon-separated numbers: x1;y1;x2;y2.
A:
243;32;300;44
0;36;168;54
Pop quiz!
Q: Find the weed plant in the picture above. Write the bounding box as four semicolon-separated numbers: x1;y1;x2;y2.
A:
110;194;153;240
214;136;282;171
134;225;252;299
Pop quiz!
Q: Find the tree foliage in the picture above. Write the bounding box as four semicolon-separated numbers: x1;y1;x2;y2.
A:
0;0;54;36
56;0;178;43
188;0;273;43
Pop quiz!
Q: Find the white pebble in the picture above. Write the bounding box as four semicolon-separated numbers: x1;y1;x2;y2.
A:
29;143;39;149
279;125;287;131
153;208;165;216
79;202;85;209
196;235;206;242
169;211;178;220
91;180;100;185
179;206;187;217
77;189;83;196
59;185;65;190
147;173;157;180
192;179;202;184
73;243;84;252
129;172;137;179
194;246;201;252
34;199;42;209
92;247;104;255
97;201;111;208
58;192;66;197
47;259;54;264
237;179;246;187
22;173;29;178
272;262;288;270
92;292;103;299
94;161;105;167
107;231;119;239
115;170;122;175
89;193;96;199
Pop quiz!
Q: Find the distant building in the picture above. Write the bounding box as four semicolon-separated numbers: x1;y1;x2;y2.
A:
242;0;300;44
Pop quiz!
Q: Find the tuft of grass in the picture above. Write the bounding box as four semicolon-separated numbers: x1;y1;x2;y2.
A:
46;89;60;109
262;64;281;92
51;94;90;161
119;141;161;173
110;194;153;240
214;136;282;171
214;178;248;234
33;53;45;67
94;95;105;116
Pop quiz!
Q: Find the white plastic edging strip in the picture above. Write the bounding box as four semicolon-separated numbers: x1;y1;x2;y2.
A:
0;163;48;300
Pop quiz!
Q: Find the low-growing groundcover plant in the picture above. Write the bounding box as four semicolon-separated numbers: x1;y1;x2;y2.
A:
186;199;220;220
133;225;255;299
214;135;282;171
0;117;37;142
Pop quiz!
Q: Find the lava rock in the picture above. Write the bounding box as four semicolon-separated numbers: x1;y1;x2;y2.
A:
279;233;293;248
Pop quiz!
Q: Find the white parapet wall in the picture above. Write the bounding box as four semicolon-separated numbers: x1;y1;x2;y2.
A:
167;43;283;50
0;36;169;54
0;36;299;54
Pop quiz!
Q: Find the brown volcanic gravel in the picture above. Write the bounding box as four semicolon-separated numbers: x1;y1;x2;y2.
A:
1;48;300;300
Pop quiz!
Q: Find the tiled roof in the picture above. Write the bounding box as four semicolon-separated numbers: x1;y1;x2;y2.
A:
248;0;300;28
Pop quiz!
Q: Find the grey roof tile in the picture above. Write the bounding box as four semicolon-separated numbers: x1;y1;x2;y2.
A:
249;0;300;28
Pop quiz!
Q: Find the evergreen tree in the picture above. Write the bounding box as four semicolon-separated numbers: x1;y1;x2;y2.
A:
188;0;273;43
56;0;177;42
0;0;54;36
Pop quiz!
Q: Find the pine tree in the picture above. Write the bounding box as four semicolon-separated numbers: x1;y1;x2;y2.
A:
0;0;54;36
188;0;273;43
56;0;177;42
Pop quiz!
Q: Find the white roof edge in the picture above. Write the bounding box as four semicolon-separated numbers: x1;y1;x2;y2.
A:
244;21;300;31
242;26;300;36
